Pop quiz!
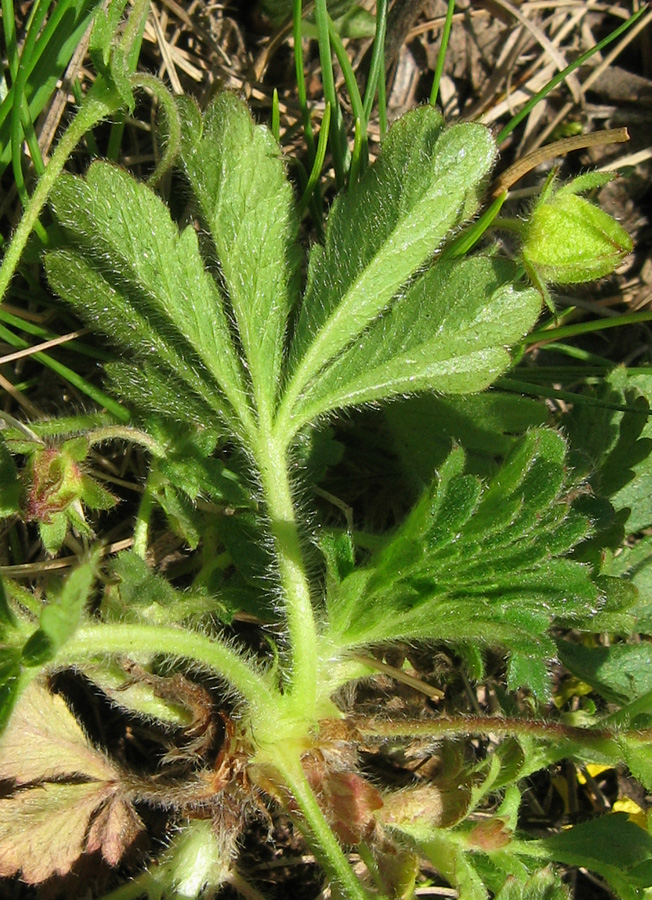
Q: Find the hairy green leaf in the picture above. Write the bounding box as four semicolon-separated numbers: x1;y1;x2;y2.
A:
324;430;596;692
178;93;300;416
292;258;541;425
22;553;98;666
101;551;226;625
46;162;249;432
565;368;652;533
538;814;652;896
282;108;496;420
608;534;652;633
494;869;570;900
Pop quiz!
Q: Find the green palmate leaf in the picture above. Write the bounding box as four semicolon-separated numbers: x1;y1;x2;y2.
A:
178;93;301;417
45;162;249;433
281;107;497;423
324;430;597;693
608;534;652;634
291;258;541;425
565;368;652;533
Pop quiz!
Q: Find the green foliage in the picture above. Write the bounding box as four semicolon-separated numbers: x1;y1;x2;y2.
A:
178;93;301;418
22;552;99;665
283;107;498;425
0;0;103;177
45;160;249;433
292;257;541;425
323;429;595;696
0;13;648;897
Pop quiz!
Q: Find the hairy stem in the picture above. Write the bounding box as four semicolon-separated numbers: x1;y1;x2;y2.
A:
60;623;274;713
255;430;318;721
354;714;621;756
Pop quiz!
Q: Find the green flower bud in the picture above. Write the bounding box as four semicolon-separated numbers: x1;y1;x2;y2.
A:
522;178;633;285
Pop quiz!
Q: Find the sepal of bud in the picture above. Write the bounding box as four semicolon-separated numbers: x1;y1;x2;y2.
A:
522;175;632;285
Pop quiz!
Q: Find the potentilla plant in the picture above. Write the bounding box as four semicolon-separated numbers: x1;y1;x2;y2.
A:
0;4;651;900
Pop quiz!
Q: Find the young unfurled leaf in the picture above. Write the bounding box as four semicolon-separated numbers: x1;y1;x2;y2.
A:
45;162;249;430
324;430;596;694
282;107;496;420
291;258;541;426
22;552;98;666
0;681;142;882
101;550;224;626
178;92;301;415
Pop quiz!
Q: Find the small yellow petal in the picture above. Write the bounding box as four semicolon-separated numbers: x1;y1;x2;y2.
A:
612;798;648;830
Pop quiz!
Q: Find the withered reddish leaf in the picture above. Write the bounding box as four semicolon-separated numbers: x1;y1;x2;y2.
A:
0;781;115;883
86;793;144;866
0;681;142;883
468;817;512;851
378;783;471;830
324;771;384;844
0;681;118;785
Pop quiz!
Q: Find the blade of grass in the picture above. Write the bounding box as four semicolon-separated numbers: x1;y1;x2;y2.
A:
293;0;316;162
8;0;51;242
328;17;365;176
362;0;388;122
297;102;331;218
0;307;115;362
0;322;129;420
440;192;507;260
429;0;455;107
0;0;101;174
523;311;652;346
377;54;387;138
347;116;364;189
497;376;645;416
496;6;648;145
271;88;280;142
313;0;348;187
